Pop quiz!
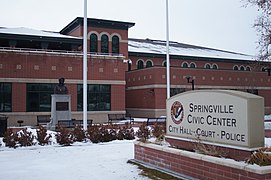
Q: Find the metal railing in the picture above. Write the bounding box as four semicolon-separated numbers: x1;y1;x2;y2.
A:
0;46;124;58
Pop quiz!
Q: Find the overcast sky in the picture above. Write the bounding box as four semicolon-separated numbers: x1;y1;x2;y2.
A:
0;0;260;55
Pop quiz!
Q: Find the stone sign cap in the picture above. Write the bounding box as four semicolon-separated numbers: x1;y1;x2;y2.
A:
166;90;264;149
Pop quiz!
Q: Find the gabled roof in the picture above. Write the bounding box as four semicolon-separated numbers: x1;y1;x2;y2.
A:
128;38;255;61
60;17;135;34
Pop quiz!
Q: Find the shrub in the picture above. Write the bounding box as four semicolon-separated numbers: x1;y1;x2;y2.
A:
136;122;150;142
193;136;228;157
18;129;35;147
87;124;128;143
152;123;165;138
100;125;112;142
87;123;135;142
87;125;102;143
56;127;74;146
36;125;52;146
107;124;118;141
73;125;86;142
3;129;18;148
247;147;271;166
117;124;135;140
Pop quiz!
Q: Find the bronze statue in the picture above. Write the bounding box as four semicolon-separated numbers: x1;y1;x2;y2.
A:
54;78;68;94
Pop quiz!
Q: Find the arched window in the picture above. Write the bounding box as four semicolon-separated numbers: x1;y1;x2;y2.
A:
233;65;239;71
240;65;245;71
90;33;98;53
146;60;153;68
246;66;251;71
212;64;218;69
204;63;211;69
137;60;144;69
190;62;196;68
101;34;109;53
112;35;119;54
162;61;167;67
182;62;188;68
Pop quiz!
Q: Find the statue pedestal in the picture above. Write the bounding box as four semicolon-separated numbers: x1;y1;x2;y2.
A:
48;94;71;130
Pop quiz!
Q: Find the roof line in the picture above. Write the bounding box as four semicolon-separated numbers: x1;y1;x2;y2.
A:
128;38;251;56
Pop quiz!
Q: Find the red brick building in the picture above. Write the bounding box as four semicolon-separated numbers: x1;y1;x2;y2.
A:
126;38;271;118
0;17;134;126
0;17;270;126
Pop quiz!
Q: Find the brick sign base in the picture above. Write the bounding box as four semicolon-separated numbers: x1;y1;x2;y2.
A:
134;142;271;180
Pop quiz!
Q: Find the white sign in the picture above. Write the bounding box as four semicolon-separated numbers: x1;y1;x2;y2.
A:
166;90;264;148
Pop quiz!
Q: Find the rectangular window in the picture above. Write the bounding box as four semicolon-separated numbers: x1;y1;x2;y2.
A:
247;89;258;95
170;88;185;97
0;83;12;112
27;83;55;112
77;84;111;111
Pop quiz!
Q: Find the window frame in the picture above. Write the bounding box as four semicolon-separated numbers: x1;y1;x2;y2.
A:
90;33;98;53
101;34;109;54
112;35;120;54
0;82;12;112
146;60;153;68
190;62;196;68
77;84;111;111
212;63;218;69
26;83;55;112
204;63;211;69
137;59;144;69
182;62;189;68
233;65;239;71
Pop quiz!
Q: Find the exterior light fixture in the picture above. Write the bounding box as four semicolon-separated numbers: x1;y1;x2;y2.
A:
185;76;195;90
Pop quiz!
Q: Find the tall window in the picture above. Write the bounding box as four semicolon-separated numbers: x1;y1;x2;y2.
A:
204;63;211;69
233;65;239;70
27;84;55;112
212;64;218;69
0;83;11;112
90;33;98;53
190;62;196;68
112;35;119;54
246;66;251;71
137;60;144;69
146;60;153;68
182;62;188;68
101;34;109;53
163;61;167;67
77;84;111;111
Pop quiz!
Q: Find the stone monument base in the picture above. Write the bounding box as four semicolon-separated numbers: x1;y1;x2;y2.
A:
49;94;71;130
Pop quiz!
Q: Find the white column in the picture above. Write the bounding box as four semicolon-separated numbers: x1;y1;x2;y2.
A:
166;0;170;99
83;0;88;130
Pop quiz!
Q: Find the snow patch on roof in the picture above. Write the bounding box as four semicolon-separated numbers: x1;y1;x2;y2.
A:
128;38;255;61
0;27;81;39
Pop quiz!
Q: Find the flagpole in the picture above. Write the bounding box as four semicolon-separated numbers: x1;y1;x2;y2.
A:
166;0;170;99
83;0;88;130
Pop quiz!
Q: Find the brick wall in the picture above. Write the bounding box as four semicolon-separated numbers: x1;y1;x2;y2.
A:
111;84;125;111
126;66;271;113
12;83;26;112
134;142;271;180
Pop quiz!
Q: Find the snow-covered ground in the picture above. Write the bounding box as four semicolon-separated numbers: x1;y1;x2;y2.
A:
0;139;148;180
1;117;271;180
